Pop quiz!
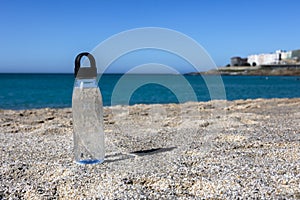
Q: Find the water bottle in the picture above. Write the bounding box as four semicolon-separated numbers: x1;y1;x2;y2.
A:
72;52;105;164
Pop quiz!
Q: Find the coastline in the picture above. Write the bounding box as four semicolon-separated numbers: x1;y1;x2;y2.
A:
1;98;300;199
196;65;300;76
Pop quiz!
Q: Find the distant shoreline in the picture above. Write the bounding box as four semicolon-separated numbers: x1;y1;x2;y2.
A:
195;65;300;76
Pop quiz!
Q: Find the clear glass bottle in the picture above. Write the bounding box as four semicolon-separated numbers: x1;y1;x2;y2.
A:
72;52;104;164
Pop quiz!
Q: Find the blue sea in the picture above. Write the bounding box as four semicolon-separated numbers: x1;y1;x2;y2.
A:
0;73;299;110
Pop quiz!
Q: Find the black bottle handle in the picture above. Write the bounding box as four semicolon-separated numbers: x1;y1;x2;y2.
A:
74;52;97;78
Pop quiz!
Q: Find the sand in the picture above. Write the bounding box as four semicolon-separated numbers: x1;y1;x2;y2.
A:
1;98;300;199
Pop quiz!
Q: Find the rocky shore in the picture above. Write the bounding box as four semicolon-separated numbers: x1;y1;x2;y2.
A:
1;98;300;199
199;65;300;76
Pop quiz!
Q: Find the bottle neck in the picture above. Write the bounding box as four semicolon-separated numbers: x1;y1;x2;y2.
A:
74;78;98;88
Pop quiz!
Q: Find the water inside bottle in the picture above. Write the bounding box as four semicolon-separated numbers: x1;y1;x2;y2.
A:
72;84;105;164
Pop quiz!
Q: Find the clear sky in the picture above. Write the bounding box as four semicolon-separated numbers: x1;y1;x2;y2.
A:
1;0;300;73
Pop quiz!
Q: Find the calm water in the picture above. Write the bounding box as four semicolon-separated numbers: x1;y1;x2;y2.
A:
0;73;299;109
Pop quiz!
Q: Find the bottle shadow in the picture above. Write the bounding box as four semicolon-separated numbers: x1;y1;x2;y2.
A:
104;147;177;163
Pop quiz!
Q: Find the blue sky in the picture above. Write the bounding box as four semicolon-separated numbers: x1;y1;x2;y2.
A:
0;0;300;73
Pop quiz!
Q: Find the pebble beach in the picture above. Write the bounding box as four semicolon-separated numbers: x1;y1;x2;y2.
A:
1;98;300;199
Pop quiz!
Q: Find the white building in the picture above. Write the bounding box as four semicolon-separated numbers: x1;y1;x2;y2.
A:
281;51;292;60
247;50;292;66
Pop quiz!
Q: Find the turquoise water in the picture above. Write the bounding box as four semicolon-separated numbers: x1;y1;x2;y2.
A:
0;73;299;109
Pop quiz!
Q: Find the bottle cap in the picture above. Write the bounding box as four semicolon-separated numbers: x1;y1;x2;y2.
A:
74;52;97;79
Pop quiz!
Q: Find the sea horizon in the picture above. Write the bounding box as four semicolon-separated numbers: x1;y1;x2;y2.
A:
0;73;300;110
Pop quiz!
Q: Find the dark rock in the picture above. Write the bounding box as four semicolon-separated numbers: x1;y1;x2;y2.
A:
122;178;133;185
46;117;55;121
